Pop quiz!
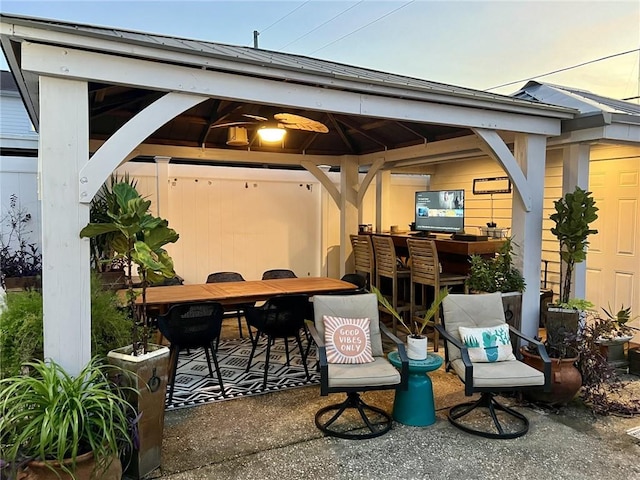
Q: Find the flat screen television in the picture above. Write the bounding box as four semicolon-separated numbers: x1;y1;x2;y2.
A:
414;189;465;234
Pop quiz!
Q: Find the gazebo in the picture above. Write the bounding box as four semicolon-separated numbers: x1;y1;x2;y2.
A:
1;13;581;374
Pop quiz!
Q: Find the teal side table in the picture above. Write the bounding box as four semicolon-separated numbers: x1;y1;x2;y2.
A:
388;351;443;427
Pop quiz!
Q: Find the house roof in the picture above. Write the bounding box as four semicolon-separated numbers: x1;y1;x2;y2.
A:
1;13;578;164
513;81;640;116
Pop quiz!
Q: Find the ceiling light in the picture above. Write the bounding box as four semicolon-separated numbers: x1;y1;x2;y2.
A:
226;126;249;146
257;126;286;143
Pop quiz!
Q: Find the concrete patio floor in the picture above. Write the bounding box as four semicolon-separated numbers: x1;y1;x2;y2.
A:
151;335;640;480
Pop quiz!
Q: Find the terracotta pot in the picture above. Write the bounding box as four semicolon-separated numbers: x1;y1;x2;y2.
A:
520;347;582;406
20;451;121;480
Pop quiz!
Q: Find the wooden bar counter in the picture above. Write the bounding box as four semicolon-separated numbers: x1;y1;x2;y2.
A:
367;232;505;275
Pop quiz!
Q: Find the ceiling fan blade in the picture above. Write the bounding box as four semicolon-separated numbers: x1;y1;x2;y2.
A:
242;114;269;122
274;113;329;133
210;121;255;129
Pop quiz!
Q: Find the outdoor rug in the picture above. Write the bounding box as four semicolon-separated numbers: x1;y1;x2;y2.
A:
166;337;319;411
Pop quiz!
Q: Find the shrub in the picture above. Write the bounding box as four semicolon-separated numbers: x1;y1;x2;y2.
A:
466;236;525;293
0;272;131;378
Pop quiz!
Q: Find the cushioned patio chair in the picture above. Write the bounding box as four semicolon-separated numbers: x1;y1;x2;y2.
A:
308;293;408;440
436;292;551;439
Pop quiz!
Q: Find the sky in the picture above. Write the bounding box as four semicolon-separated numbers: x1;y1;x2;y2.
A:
1;0;639;101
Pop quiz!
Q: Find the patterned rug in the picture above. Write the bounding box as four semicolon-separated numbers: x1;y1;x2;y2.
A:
166;337;319;411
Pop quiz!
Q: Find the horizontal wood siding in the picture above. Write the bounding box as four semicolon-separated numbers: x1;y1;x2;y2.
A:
0;96;38;139
430;157;513;236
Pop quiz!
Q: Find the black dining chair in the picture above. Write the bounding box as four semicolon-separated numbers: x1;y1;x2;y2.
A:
261;269;297;280
340;273;367;292
157;301;226;403
244;294;311;389
206;271;255;341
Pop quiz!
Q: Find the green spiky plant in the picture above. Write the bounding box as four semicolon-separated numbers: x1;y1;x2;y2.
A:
372;285;448;338
80;182;179;355
0;358;135;478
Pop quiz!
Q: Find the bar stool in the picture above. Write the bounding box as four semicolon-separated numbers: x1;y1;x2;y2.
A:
406;238;467;352
372;235;411;334
350;234;375;289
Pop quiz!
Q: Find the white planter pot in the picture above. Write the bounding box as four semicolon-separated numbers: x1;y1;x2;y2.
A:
407;335;428;360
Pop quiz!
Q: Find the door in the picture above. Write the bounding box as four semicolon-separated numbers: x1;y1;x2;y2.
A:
587;154;640;341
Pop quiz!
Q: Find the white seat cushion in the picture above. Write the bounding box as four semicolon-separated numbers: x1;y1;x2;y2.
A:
328;357;401;389
451;358;545;389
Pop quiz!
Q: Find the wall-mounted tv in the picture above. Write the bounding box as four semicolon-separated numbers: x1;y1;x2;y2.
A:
414;189;465;234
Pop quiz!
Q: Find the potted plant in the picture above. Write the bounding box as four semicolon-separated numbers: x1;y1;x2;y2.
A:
594;304;639;370
544;186;598;348
466;236;526;332
373;285;448;360
521;186;598;405
0;357;135;480
0;194;42;291
80;181;179;479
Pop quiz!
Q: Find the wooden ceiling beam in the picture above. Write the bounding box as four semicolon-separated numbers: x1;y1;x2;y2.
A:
335;116;389;148
327;113;356;153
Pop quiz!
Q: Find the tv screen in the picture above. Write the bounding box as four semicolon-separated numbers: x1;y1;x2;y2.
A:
414;190;465;234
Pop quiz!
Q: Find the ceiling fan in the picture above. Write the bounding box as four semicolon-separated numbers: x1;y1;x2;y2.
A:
211;112;329;146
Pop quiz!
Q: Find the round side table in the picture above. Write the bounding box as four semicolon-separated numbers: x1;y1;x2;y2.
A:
387;350;443;427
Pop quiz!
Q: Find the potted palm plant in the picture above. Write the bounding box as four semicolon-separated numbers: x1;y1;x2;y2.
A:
0;358;134;480
373;285;448;360
80;181;179;479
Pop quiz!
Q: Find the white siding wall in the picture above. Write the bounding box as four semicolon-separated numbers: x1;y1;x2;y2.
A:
0;93;38;149
429;157;514;235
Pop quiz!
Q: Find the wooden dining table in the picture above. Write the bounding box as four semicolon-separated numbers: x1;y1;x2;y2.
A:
118;276;357;308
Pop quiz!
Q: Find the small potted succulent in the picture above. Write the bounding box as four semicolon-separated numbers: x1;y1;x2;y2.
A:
373;285;448;360
594;304;639;369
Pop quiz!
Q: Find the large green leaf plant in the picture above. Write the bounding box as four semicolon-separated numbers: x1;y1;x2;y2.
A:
80;182;179;354
549;186;598;304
